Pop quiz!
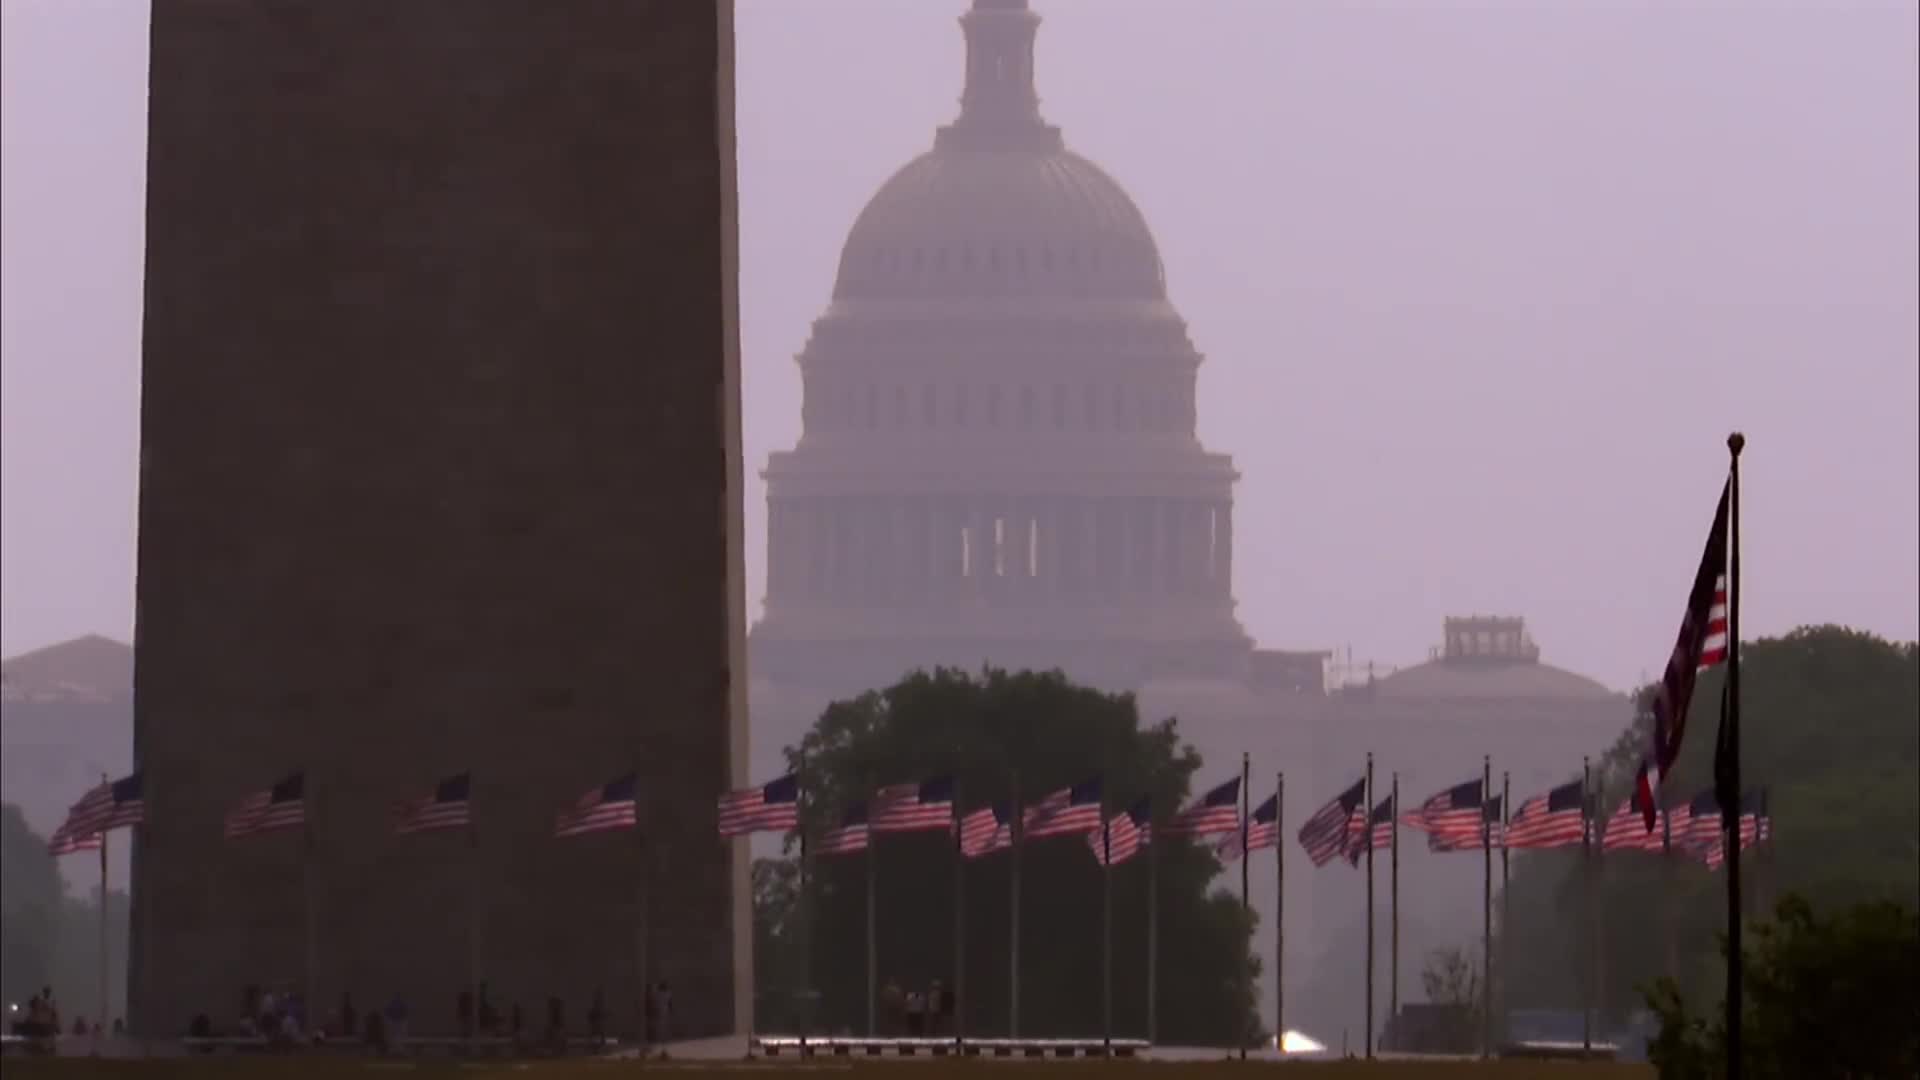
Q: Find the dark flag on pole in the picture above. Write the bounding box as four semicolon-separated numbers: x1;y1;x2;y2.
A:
554;773;638;838
393;772;472;834
817;802;871;857
1636;480;1732;829
1297;777;1366;867
226;772;308;839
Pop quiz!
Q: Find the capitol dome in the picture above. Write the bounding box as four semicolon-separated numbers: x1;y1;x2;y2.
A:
829;0;1167;305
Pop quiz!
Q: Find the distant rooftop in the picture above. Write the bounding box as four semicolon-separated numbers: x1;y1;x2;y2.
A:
1330;616;1619;702
0;634;133;704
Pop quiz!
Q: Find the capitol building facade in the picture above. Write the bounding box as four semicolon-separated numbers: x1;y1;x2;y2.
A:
746;0;1627;1037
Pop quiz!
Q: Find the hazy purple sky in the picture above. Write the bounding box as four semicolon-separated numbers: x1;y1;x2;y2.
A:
4;0;1916;692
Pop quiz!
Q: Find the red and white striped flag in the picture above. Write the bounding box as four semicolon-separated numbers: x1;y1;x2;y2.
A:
1159;778;1240;837
717;774;799;837
1298;778;1366;867
959;803;1012;859
393;773;472;834
1023;776;1103;839
1505;781;1586;850
870;777;954;833
817;802;870;857
1216;793;1279;863
1088;797;1152;867
554;774;637;838
226;772;308;840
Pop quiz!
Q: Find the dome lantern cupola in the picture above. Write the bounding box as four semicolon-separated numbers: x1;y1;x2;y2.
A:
940;0;1061;153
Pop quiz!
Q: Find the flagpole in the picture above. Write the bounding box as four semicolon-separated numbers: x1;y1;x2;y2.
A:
1101;784;1112;1057
954;778;965;1052
1146;815;1158;1046
1724;431;1745;1080
1364;753;1374;1060
798;750;810;1053
97;786;108;1056
1239;751;1250;1060
470;778;482;1057
1500;770;1510;1046
866;798;877;1038
305;779;317;1045
637;831;651;1056
1582;757;1593;1054
1275;771;1284;1045
1009;770;1021;1040
1390;772;1399;1047
1480;754;1491;1060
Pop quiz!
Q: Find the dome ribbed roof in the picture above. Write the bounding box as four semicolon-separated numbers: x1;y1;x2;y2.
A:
829;1;1167;304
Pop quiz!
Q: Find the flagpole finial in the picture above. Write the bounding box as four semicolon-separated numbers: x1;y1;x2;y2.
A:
1727;431;1745;456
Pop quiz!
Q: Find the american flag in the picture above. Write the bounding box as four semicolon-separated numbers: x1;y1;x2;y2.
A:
1505;780;1587;850
1298;777;1366;867
1023;776;1103;839
1089;796;1152;867
1601;800;1652;852
1161;777;1241;837
1405;779;1485;837
47;822;103;856
57;773;145;839
870;776;955;833
554;773;637;838
717;773;800;837
959;802;1012;859
817;802;870;857
1680;789;1724;850
1216;792;1279;863
1344;794;1396;866
1637;481;1732;830
225;772;308;840
1428;795;1504;852
1646;804;1693;853
394;772;472;834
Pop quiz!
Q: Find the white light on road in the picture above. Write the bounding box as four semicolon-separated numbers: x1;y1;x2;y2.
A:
1277;1030;1326;1055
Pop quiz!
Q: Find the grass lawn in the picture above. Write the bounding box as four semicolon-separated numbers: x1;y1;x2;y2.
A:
0;1058;1655;1079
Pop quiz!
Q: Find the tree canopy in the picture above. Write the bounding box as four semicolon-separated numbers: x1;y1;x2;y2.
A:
1500;626;1919;1020
754;667;1260;1046
1646;894;1919;1079
1;802;130;1020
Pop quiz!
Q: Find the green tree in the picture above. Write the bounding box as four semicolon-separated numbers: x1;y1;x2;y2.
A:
1645;894;1920;1079
768;667;1259;1045
1501;626;1919;1022
2;802;64;1005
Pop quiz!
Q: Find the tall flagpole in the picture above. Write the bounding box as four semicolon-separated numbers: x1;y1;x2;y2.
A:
1364;753;1374;1059
866;801;877;1038
305;779;317;1042
1581;757;1593;1053
1275;772;1285;1044
97;791;108;1056
1146;814;1158;1046
1239;751;1250;1060
1480;754;1491;1059
798;750;810;1053
470;778;482;1056
1101;786;1112;1056
954;779;965;1050
1009;771;1021;1039
1390;772;1399;1046
1725;431;1746;1080
637;832;651;1054
1500;770;1511;1046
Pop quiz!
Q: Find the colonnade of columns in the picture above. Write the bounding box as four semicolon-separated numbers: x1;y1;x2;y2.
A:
766;494;1233;609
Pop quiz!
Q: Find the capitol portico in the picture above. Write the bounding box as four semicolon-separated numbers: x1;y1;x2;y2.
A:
747;0;1628;1040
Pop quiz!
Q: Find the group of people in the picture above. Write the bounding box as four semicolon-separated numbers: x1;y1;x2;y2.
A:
185;982;673;1054
880;978;954;1037
6;986;120;1046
